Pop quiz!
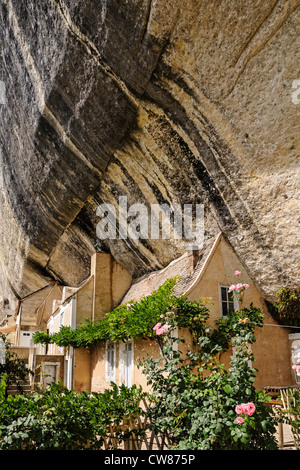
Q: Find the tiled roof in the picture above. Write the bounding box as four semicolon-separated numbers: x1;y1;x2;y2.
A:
121;235;221;304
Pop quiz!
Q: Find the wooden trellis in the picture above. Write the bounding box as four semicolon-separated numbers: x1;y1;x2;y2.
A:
101;398;174;450
279;388;300;449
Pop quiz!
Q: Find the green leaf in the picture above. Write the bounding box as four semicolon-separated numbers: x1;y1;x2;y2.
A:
261;420;268;432
223;384;232;394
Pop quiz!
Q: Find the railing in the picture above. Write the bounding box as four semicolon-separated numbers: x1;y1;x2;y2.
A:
279;388;300;449
263;386;300;450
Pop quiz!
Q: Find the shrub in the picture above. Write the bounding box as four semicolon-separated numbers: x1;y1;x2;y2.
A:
266;288;300;327
140;304;278;450
0;335;34;396
0;379;147;450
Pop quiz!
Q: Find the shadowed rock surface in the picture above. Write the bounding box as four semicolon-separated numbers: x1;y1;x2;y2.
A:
0;0;299;309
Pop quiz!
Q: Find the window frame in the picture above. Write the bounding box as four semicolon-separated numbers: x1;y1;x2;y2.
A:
219;284;239;318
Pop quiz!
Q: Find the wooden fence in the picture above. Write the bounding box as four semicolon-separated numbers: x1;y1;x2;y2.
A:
101;398;174;450
101;391;300;451
278;388;300;449
263;386;300;449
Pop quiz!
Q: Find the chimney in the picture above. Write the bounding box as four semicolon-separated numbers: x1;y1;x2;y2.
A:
187;246;200;273
90;252;113;322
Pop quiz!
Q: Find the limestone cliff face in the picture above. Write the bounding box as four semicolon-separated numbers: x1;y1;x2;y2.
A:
0;0;299;308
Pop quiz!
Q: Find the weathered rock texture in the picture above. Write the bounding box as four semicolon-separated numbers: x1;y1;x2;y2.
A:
0;0;299;309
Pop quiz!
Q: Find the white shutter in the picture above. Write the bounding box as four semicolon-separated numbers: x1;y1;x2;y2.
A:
119;341;134;387
105;342;116;382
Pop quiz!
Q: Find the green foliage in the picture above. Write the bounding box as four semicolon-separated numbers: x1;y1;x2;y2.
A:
0;335;33;395
140;307;278;450
0;373;8;400
26;278;284;450
266;288;300;327
0;381;148;450
277;389;300;448
32;279;211;348
209;304;264;351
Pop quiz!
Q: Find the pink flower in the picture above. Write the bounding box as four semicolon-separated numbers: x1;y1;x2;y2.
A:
153;322;161;331
235;283;243;290
236;417;244;424
153;322;172;335
295;352;300;363
229;284;236;292
155;328;164;335
235;270;242;276
243;283;250;289
240;403;248;412
235;405;244;414
161;323;172;333
292;365;300;375
247;402;256;416
235;402;256;416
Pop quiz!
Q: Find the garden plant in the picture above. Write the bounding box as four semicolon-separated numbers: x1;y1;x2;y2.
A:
140;276;279;450
0;273;286;450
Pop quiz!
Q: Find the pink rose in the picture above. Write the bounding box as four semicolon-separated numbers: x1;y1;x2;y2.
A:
235;402;256;416
241;403;250;414
292;365;300;375
235;405;244;414
247;402;256;416
243;283;250;289
235;270;242;276
236;283;243;290
229;285;236;292
161;323;172;333
236;417;244;424
155;328;164;335
154;322;172;335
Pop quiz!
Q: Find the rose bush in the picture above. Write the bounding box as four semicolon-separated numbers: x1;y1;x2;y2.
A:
140;274;279;450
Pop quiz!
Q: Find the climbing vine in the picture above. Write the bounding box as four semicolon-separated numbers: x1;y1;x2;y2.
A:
32;279;211;349
266;288;300;328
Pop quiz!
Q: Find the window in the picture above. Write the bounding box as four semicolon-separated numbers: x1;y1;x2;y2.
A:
41;362;60;389
19;331;33;348
119;341;134;388
219;285;239;318
0;337;5;365
105;342;116;382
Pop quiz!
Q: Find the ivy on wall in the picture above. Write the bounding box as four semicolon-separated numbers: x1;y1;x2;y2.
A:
32;277;266;351
32;279;211;349
266;288;300;328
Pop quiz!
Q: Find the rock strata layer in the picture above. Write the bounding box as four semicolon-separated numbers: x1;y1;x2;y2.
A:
0;0;299;309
